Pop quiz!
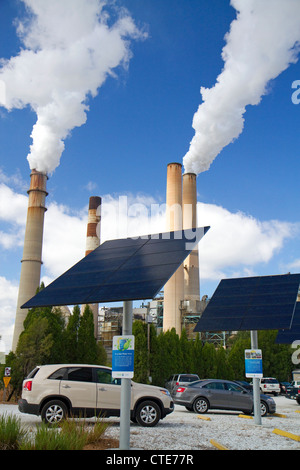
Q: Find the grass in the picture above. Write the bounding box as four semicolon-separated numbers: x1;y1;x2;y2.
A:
0;413;112;450
0;414;28;450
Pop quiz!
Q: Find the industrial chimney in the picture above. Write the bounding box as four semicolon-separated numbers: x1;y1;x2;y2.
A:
84;196;101;338
12;170;48;351
163;163;184;334
85;196;101;256
182;173;200;302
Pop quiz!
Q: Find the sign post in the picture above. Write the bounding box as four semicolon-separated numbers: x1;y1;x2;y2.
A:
245;331;263;425
2;367;11;402
113;300;134;450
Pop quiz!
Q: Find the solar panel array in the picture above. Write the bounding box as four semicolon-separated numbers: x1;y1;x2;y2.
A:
276;302;300;343
194;274;300;333
22;227;209;309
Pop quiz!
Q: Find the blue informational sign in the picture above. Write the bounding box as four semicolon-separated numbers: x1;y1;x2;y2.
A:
245;349;263;378
112;335;135;379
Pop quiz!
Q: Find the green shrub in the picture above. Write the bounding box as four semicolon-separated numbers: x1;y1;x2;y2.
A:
0;414;27;450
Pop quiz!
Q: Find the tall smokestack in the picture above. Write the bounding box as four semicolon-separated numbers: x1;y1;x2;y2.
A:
182;173;200;301
163;163;184;334
85;196;101;256
84;196;101;338
12;170;48;351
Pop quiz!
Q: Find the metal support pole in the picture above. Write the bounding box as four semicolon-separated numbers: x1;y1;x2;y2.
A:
119;300;133;450
250;330;262;426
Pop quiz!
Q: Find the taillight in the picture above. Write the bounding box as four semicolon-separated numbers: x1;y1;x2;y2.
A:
23;380;32;391
176;387;186;393
176;382;179;385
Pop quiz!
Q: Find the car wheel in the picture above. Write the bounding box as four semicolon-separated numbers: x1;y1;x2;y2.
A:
193;397;209;414
41;400;68;425
260;400;268;416
135;401;161;427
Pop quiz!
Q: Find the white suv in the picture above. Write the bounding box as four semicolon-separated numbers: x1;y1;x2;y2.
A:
18;364;174;427
259;377;281;396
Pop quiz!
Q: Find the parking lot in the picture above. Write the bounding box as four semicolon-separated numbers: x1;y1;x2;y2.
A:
1;395;299;450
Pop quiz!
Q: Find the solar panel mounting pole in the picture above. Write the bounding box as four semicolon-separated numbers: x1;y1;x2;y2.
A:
119;300;133;450
250;330;262;426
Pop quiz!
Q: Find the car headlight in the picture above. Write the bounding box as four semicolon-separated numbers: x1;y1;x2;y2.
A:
160;389;171;397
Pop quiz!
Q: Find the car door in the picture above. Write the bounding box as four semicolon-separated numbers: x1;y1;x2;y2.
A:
224;382;252;411
59;366;97;410
95;367;122;410
202;381;228;408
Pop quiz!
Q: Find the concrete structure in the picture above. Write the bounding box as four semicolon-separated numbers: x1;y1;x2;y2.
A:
163;163;184;334
84;196;101;338
12;170;48;351
182;172;200;302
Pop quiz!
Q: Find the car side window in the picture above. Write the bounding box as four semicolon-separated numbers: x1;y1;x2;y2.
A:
203;382;225;390
66;367;93;382
96;368;121;385
48;367;68;380
226;383;244;392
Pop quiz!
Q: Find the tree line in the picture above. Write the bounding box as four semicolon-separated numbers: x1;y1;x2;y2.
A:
133;321;296;387
1;301;296;398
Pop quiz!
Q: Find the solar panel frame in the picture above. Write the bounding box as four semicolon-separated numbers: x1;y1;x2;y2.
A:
22;226;209;308
194;274;300;332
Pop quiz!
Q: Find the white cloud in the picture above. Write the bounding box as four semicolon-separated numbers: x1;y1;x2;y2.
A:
0;276;18;353
197;203;298;280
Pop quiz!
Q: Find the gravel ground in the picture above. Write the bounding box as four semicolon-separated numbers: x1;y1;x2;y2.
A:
1;395;299;451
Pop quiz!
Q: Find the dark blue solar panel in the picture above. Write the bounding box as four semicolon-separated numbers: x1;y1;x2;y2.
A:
194;274;300;332
276;302;300;343
22;227;209;308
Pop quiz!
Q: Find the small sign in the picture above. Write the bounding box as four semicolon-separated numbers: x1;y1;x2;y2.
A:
4;367;11;377
112;335;135;379
245;349;263;378
3;376;11;388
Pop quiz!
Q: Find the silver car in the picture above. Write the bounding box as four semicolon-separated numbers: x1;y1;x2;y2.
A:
165;374;200;397
174;379;276;416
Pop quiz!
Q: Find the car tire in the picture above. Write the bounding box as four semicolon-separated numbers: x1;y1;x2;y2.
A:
260;400;268;416
135;401;161;427
185;405;194;412
193;397;209;414
41;400;68;425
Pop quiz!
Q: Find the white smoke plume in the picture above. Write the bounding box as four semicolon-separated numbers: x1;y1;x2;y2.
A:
183;0;300;175
0;0;145;174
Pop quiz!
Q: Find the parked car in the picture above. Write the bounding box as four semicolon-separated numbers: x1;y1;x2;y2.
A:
165;374;200;396
280;382;293;394
18;364;174;427
259;377;280;396
174;379;276;416
233;380;253;392
291;380;300;389
286;385;300;400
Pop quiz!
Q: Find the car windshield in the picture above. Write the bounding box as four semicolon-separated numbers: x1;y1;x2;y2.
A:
180;375;199;382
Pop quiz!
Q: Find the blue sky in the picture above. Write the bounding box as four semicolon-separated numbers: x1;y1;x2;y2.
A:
0;0;300;352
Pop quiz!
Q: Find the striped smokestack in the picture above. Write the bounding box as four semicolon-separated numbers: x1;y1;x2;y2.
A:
163;163;184;334
84;196;101;339
12;170;48;351
182;173;200;301
85;196;101;256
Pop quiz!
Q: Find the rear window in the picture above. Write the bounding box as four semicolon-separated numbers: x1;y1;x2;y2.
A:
265;379;279;384
180;375;199;382
67;367;93;382
26;367;40;379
